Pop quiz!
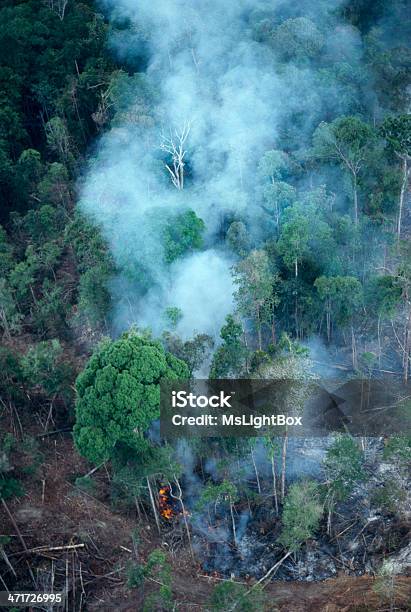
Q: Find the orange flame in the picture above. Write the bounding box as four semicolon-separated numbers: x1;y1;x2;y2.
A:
159;486;175;520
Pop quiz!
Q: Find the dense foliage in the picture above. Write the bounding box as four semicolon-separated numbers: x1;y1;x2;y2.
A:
0;0;410;608
74;331;189;463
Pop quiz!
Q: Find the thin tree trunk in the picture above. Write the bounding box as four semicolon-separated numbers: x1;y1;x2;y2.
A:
281;429;288;502
146;477;161;534
353;173;358;225
257;307;262;350
327;492;334;536
228;551;293;612
403;302;411;383
170;476;194;560
134;496;142;521
326;300;331;343
271;455;278;514
243;326;250;373
229;496;237;546
351;324;358;370
1;499;28;552
250;448;261;494
377;313;382;369
397;157;408;241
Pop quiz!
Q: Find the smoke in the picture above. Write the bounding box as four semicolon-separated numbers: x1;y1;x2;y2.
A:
79;0;377;340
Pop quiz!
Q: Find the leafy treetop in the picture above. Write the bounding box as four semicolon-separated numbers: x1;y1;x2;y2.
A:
74;330;189;464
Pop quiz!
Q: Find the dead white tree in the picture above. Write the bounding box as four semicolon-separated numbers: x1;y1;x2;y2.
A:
160;122;191;190
45;0;69;20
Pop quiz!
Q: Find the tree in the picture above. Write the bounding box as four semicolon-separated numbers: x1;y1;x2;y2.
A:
45;117;74;164
46;0;69;21
258;149;291;182
19;205;63;244
278;480;323;553
162;306;183;330
196;480;239;545
373;559;404;612
263;181;297;228
0;226;14;277
0;435;24;501
0;279;23;339
323;435;365;533
37;162;70;207
31;279;67;337
0;347;25;407
258;150;296;228
277;206;311;278
257;340;315;501
142;549;174;611
380;115;411;240
365;276;401;365
263;436;280;513
77;265;112;328
315;275;363;343
160;122;191;190
270;17;324;62
163;209;205;263
312;116;375;223
394;243;411;381
22;339;74;404
209;315;247;378
209;581;267;612
226;221;249;256
74;330;189;464
162;331;213;376
233;250;278;349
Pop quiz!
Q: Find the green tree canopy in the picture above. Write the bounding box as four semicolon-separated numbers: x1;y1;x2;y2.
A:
279;480;323;552
163;209;205;263
324;435;365;502
74;330;189;464
209;315;247;378
312;116;375;223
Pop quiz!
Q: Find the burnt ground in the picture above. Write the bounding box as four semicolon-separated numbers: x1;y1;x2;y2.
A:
0;430;410;611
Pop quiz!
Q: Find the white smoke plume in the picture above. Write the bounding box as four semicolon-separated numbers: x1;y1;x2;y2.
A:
80;0;369;339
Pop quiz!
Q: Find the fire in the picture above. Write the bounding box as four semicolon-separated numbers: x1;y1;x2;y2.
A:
159;486;175;520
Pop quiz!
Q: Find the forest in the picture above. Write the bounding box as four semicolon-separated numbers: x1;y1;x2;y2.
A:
0;0;410;610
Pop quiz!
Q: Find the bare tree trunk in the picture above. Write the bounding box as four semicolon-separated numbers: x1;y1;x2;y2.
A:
281;429;288;502
377;313;382;369
351;324;358;370
353;172;358;225
170;477;194;560
243;326;250;373
1;499;28;552
326;300;331;343
229;496;237;546
228;551;293;612
403;302;411;383
397;157;409;242
295;288;299;339
250;448;261;494
271;316;276;345
257;324;262;351
327;493;334;536
146;477;161;534
160;122;191;190
134;496;142;521
271;455;278;514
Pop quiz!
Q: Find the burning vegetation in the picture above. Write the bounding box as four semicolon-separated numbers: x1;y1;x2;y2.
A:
159;485;176;520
